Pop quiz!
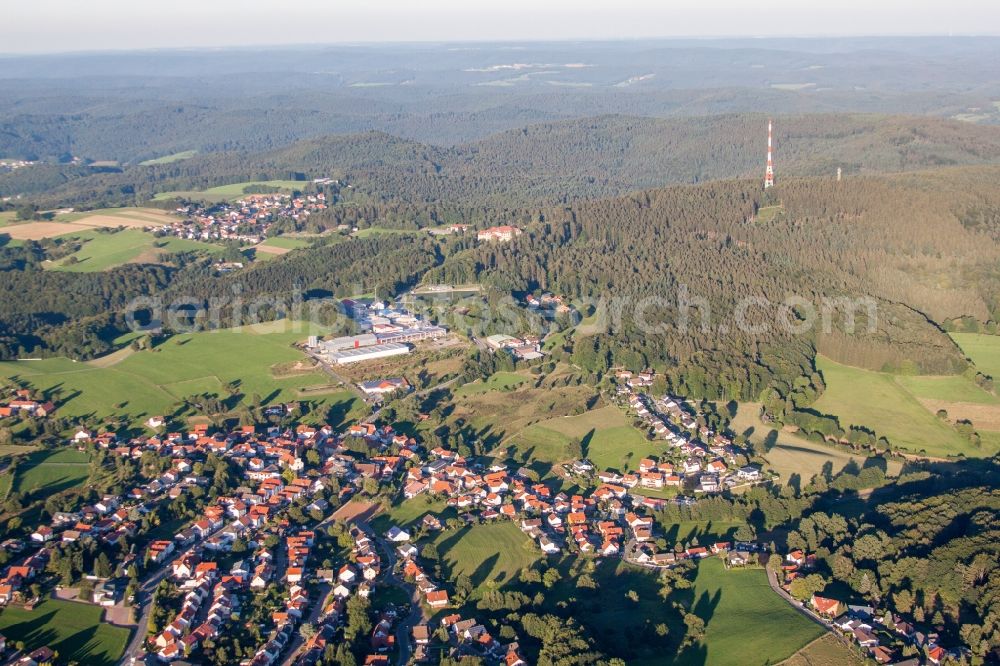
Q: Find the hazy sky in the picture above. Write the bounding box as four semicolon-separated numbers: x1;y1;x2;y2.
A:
5;0;1000;54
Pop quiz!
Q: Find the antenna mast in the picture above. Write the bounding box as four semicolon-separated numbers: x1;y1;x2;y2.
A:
764;120;775;189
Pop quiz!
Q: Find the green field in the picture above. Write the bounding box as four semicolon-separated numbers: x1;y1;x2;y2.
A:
351;227;423;239
12;448;91;496
951;332;1000;379
0;322;363;427
453;371;527;396
678;558;824;666
894;374;1000;404
258;236;313;250
780;634;864;666
139;150;198;166
44;229;223;272
812;355;981;456
0;598;129;666
153;180;306;202
512;405;657;473
433;522;539;594
733;403;902;483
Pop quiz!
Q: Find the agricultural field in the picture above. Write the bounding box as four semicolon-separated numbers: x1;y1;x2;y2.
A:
951;332;1000;380
675;557;824;666
0;207;174;241
0;598;130;666
812;356;990;457
432;522;539;594
43;229;223;272
12;448;91;496
153;180;307;202
0;322;364;428
138;150;198;166
732;403;902;483
779;634;865;666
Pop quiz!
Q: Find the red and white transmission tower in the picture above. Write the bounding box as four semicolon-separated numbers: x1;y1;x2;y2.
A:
764;119;775;189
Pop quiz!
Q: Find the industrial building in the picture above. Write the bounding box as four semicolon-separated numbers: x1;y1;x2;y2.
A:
325;342;411;365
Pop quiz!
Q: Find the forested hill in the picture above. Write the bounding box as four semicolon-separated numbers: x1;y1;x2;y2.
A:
428;166;1000;398
9;113;1000;209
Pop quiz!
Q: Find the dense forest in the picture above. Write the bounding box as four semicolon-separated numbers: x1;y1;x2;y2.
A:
9;114;1000;210
4;167;1000;406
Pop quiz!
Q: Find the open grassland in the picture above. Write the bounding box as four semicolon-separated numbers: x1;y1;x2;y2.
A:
453;371;527;396
538;404;658;472
448;378;599;463
779;634;864;666
1;207;174;241
44;229;223;272
433;522;539;594
951;332;1000;379
258;236;312;250
139;150;198;166
0;322;363;427
678;557;824;666
0;599;129;666
153;180;306;202
813;356;989;456
12;448;91;496
733;403;902;482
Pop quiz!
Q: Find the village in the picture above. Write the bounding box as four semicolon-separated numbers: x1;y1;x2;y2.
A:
156;191;327;245
0;369;786;666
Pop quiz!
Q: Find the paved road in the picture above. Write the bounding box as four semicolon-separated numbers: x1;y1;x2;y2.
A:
762;554;855;651
280;582;332;666
120;523;230;664
119;562;172;663
358;521;425;666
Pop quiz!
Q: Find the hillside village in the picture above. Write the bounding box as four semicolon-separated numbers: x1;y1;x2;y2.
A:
0;377;778;666
157;192;327;245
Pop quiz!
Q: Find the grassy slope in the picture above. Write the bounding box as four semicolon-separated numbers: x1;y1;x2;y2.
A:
812;355;981;456
732;403;903;483
13;448;91;495
0;323;361;426
679;557;824;666
951;332;1000;379
153;180;306;201
433;522;539;595
258;236;312;250
0;599;129;666
506;404;656;474
45;229;222;272
139;150;197;166
453;371;527;396
779;634;865;666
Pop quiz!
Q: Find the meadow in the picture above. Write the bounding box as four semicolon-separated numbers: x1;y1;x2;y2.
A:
153;180;307;202
44;229;223;272
732;403;902;483
453;371;527;396
138;150;198;166
432;522;539;594
258;235;313;250
12;448;91;496
0;322;363;428
779;634;864;666
0;599;130;666
812;355;989;457
951;332;1000;380
675;558;824;666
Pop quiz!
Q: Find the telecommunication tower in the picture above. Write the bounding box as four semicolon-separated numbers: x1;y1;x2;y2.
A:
764;120;775;189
